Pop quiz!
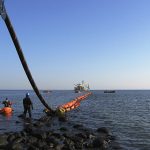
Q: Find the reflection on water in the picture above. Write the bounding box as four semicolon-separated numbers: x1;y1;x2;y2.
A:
3;113;13;119
0;113;13;131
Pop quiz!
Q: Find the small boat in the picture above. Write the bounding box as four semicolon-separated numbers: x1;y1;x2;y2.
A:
0;107;13;114
104;90;115;93
42;90;52;93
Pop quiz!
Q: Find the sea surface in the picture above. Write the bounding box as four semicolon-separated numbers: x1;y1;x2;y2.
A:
0;90;150;150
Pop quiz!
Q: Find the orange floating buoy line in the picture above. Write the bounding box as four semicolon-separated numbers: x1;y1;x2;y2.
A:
57;92;92;113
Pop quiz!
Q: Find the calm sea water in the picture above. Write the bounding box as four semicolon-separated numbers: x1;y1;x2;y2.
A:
0;90;150;149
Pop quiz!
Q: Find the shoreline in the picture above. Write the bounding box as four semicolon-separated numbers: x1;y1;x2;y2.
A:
0;115;121;150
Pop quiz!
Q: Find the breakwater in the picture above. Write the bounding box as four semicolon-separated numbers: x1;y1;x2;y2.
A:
0;115;119;149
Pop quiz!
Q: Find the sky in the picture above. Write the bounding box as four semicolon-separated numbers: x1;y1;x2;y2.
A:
0;0;150;90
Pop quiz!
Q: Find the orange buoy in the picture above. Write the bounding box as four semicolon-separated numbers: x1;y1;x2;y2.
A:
0;107;13;114
57;92;92;112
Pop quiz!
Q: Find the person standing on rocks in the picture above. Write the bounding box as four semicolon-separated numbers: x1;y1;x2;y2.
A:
23;93;33;118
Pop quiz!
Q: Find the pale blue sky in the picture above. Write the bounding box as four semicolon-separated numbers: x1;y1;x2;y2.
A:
0;0;150;90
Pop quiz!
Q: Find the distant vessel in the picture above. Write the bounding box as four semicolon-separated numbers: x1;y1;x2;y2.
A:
104;90;115;93
74;81;90;93
42;90;52;93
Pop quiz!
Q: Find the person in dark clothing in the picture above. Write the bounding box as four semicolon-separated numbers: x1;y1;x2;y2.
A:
23;93;33;118
2;98;12;107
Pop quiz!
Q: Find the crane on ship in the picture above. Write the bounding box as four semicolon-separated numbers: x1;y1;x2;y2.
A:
0;0;54;113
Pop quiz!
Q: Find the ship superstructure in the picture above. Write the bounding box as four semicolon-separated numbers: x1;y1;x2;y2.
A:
74;81;90;93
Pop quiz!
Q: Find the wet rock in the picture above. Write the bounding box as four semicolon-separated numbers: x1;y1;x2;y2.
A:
24;125;33;133
26;136;38;144
83;140;93;149
51;132;61;139
59;127;68;131
46;131;52;137
46;136;59;146
62;133;73;139
0;134;8;146
58;116;67;122
70;135;83;144
73;124;83;129
35;140;47;148
20;131;27;137
7;134;16;143
43;145;54;150
55;144;65;150
12;137;24;144
74;142;83;149
15;132;22;138
10;143;24;150
30;131;47;140
38;116;50;122
28;145;40;150
0;145;7;149
103;140;109;149
33;122;41;127
62;145;75;150
97;127;109;135
70;135;84;149
86;132;95;139
75;132;87;139
92;137;105;148
109;135;116;140
62;133;68;138
63;138;75;150
46;122;51;127
25;117;32;122
0;114;118;149
48;142;54;148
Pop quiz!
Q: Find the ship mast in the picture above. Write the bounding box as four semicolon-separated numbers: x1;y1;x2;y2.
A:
0;0;54;113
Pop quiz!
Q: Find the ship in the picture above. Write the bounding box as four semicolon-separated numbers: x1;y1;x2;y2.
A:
74;81;90;93
104;90;115;93
42;90;52;93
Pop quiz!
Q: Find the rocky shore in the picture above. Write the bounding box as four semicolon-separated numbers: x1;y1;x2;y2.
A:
0;115;121;150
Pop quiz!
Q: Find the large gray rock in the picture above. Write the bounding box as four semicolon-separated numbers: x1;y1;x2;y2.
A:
97;127;110;135
0;134;8;146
